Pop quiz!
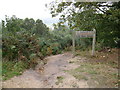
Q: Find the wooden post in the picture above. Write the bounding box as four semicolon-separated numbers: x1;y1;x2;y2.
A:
72;30;75;56
92;29;96;56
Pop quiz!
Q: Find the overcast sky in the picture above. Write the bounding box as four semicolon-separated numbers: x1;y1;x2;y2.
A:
0;0;59;28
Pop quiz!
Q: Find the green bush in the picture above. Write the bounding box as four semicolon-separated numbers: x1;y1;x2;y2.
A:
3;31;41;66
50;43;61;55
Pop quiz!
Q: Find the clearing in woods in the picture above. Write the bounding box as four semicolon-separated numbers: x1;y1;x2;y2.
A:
2;52;118;88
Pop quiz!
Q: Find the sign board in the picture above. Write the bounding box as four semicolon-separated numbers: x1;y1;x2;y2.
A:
72;29;96;56
75;31;95;38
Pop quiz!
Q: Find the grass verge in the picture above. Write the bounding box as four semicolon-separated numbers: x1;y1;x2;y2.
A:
2;61;28;80
67;62;118;87
66;48;118;88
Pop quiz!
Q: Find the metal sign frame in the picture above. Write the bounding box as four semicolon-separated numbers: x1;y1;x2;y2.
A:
72;29;96;56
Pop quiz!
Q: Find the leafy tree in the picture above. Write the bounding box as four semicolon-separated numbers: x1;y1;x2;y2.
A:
22;18;35;32
34;19;49;36
4;15;24;33
47;1;120;47
2;16;50;37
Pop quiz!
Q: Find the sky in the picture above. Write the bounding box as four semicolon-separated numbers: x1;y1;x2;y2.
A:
0;0;59;28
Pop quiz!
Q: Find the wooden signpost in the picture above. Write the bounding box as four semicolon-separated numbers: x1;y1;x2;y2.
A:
72;29;96;56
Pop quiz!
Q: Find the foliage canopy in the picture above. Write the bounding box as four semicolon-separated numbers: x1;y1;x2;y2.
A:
47;1;120;47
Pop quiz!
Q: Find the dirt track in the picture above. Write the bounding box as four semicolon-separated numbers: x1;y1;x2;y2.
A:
2;53;89;88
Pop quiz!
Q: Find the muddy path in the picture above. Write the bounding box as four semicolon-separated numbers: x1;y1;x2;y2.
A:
2;53;89;88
